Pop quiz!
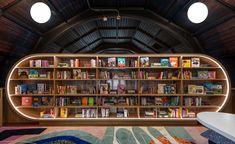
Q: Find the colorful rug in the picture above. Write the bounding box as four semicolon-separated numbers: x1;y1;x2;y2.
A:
0;126;208;144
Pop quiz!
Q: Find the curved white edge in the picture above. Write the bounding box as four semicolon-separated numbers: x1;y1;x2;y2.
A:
5;53;231;120
197;112;235;142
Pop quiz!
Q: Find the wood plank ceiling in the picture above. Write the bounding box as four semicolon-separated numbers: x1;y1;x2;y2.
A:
0;0;234;86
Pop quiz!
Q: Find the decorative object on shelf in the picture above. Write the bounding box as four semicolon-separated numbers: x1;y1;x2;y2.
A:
18;69;29;79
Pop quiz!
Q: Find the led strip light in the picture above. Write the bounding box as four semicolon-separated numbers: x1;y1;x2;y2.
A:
6;54;231;120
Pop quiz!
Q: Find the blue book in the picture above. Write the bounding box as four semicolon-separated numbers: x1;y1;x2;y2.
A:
20;84;28;94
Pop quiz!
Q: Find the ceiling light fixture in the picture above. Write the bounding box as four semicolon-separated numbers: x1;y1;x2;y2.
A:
30;2;51;24
103;16;108;21
87;0;121;21
187;2;208;24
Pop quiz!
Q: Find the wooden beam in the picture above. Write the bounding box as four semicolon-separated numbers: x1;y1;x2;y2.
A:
2;11;42;36
34;9;202;53
89;42;147;53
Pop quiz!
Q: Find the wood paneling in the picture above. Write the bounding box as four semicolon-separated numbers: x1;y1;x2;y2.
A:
0;88;3;126
2;88;36;125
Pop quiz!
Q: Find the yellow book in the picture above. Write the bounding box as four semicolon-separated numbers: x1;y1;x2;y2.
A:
182;59;191;67
60;108;68;118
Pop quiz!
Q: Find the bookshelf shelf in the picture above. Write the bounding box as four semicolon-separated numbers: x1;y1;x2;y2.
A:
10;79;53;81
17;106;54;109
6;54;230;121
182;106;220;108
10;94;54;96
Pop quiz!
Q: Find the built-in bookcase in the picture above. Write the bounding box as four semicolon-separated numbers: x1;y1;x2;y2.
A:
6;54;230;120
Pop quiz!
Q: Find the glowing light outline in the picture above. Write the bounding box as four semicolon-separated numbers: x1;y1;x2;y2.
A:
6;54;230;120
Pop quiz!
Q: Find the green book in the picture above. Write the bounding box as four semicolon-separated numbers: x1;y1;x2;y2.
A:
88;97;94;106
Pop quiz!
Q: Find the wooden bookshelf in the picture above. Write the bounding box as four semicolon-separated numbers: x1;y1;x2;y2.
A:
5;54;231;121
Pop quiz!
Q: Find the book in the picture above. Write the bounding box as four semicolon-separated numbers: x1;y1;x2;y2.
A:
75;59;80;67
27;84;37;94
32;97;41;107
198;71;209;79
117;84;126;94
35;60;42;67
191;58;200;67
28;69;39;79
160;58;169;67
140;57;149;67
21;97;32;106
100;84;109;94
60;108;68;118
182;59;191;67
169;57;178;67
90;59;96;67
208;71;216;79
73;69;82;79
18;69;29;79
41;97;50;106
88;97;94;106
108;57;116;67
188;85;204;94
157;84;166;94
20;84;28;94
37;84;45;94
117;57;126;67
82;97;88;105
183;70;192;79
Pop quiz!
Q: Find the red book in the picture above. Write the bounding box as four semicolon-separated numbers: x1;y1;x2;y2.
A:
21;97;32;106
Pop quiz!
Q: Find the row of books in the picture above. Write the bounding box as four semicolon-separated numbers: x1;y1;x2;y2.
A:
56;69;96;79
29;59;53;68
56;97;95;106
182;109;196;118
57;59;96;68
99;71;137;79
141;97;179;106
59;108;97;118
183;70;216;80
188;83;223;94
98;58;138;68
101;97;137;106
37;108;197;118
18;69;53;79
144;108;180;118
21;96;54;106
140;84;176;94
15;84;53;95
182;58;200;68
138;70;180;80
99;83;136;94
184;97;202;106
27;57;210;68
140;57;178;68
56;85;96;94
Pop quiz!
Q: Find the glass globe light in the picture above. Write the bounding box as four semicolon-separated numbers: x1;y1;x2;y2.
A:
30;2;51;24
187;2;208;24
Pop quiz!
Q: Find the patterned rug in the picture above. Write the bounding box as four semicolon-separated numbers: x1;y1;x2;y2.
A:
0;126;208;144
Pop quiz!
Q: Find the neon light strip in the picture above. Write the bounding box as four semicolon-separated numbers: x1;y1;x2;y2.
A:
6;54;231;120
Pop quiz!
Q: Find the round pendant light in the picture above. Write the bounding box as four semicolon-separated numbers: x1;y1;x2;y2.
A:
30;2;51;24
187;2;208;24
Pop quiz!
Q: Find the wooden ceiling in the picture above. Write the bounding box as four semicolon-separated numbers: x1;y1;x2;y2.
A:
0;0;234;86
